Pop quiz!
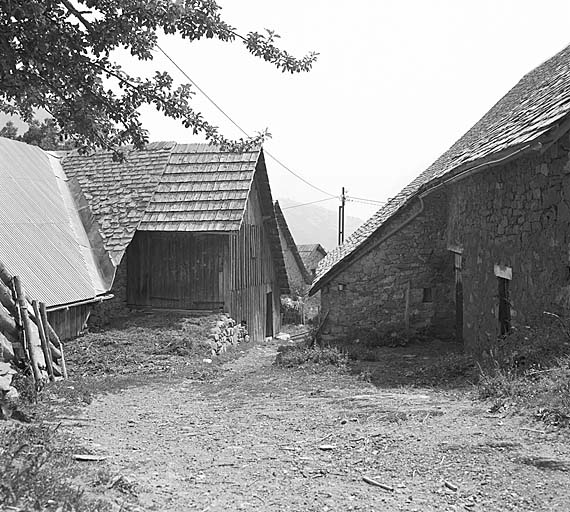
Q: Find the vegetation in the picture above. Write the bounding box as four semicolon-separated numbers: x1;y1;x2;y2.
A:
477;323;570;427
0;118;74;151
0;423;111;511
0;1;317;155
275;343;348;368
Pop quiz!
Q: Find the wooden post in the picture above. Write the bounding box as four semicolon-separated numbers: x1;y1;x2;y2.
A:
14;277;45;387
40;303;67;379
33;300;54;381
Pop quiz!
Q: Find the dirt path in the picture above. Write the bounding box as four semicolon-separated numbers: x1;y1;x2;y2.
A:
68;341;570;511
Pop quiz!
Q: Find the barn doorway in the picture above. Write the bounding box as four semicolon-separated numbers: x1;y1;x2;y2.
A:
265;291;274;338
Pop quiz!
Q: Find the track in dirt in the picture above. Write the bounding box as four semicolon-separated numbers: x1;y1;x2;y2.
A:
67;341;570;511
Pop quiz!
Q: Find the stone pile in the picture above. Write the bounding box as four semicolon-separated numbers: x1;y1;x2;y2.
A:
209;314;249;355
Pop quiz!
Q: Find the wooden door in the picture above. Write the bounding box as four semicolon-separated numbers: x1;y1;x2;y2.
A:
454;252;463;343
265;291;273;338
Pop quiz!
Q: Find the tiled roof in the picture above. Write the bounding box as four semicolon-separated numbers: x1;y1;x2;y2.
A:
0;137;107;306
312;43;570;291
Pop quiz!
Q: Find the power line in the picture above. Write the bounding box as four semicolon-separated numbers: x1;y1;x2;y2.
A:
281;197;337;210
156;44;337;198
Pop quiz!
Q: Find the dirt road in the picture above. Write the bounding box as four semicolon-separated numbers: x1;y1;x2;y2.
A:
67;341;570;511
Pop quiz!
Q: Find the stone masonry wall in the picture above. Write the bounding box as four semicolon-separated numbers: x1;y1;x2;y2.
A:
447;134;570;353
321;190;455;341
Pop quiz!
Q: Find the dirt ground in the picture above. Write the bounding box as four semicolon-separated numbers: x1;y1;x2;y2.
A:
48;336;570;512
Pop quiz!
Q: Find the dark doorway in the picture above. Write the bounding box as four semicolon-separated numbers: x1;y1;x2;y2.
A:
498;277;511;335
265;291;274;338
453;252;463;343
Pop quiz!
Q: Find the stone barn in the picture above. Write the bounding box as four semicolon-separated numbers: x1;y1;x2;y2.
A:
311;43;570;353
299;244;327;280
63;143;288;341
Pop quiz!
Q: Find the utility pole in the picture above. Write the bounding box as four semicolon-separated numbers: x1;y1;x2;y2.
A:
338;187;346;246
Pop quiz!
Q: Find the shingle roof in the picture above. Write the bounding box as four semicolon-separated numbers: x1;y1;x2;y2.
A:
62;143;289;292
0;137;107;306
274;202;311;285
140;144;259;232
62;141;174;263
312;43;570;291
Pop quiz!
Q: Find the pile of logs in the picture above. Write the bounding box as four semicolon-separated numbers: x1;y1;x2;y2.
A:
0;261;67;417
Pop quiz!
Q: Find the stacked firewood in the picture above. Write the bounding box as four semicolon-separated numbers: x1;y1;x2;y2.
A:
0;261;67;417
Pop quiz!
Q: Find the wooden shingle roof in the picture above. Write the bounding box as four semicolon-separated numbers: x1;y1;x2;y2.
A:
274;202;311;285
62;144;288;292
140;144;259;232
312;43;570;291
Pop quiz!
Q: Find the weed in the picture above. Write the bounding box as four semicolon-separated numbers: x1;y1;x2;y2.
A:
476;324;570;426
0;423;111;511
275;344;349;368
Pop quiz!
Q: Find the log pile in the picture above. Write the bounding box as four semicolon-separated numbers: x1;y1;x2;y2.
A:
0;261;67;418
209;314;249;355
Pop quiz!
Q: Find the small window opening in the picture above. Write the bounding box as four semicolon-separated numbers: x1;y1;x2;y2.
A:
422;287;433;303
498;277;511;335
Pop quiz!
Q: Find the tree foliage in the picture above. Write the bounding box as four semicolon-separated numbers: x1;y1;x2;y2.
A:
0;119;74;151
0;1;317;154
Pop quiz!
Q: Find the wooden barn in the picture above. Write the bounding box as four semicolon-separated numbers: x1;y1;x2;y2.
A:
63;143;289;341
274;201;311;297
0;137;111;339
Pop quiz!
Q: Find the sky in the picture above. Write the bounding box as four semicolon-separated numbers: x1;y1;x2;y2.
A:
6;1;570;222
131;0;570;221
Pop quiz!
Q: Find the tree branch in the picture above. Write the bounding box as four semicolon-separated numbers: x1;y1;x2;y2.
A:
60;0;93;32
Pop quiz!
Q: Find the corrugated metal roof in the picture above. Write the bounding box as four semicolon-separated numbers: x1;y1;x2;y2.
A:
0;137;106;306
312;42;570;291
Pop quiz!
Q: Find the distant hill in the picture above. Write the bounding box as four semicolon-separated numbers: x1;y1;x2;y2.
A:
277;198;365;252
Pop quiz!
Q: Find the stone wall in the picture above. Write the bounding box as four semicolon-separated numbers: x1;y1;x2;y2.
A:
208;314;249;355
321;190;455;342
447;134;570;353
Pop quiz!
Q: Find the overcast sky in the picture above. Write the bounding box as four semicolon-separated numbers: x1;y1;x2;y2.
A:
133;0;570;221
7;1;570;222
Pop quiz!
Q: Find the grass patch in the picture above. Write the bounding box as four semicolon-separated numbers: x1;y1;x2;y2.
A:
0;423;111;511
274;343;349;368
477;324;570;427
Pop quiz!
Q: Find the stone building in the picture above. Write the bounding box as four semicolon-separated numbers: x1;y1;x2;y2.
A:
310;44;570;353
298;244;327;279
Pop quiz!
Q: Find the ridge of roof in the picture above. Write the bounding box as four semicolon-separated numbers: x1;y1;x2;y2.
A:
312;43;570;292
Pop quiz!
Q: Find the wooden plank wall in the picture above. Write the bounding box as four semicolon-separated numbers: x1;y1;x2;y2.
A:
47;303;92;340
227;180;281;341
127;231;226;310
